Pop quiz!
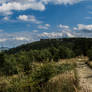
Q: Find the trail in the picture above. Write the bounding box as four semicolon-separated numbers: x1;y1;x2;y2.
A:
76;61;92;92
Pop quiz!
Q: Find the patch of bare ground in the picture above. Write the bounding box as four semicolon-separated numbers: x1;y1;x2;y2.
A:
76;60;92;92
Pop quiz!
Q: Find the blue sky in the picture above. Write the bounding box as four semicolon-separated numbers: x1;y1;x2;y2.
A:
0;0;92;47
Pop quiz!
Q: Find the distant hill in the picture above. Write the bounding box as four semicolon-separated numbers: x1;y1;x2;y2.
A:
0;47;9;51
6;38;92;55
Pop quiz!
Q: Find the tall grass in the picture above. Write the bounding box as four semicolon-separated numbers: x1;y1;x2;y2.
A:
0;59;78;92
41;71;78;92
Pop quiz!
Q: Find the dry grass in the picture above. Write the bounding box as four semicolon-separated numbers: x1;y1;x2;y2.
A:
0;57;88;92
41;70;79;92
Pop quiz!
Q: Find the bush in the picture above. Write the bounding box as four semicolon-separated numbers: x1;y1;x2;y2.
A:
38;49;52;62
58;46;75;59
87;48;92;60
16;51;33;73
49;47;60;62
30;64;54;87
0;53;17;75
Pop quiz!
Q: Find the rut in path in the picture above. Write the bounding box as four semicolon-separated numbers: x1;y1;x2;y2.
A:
76;62;92;92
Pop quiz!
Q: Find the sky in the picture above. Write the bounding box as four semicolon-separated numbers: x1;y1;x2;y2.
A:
0;0;92;47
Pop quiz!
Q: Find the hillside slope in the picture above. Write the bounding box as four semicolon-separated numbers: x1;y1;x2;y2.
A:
6;38;92;55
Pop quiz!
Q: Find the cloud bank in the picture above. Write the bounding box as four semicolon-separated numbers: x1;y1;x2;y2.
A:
0;0;83;15
0;24;92;47
74;24;92;32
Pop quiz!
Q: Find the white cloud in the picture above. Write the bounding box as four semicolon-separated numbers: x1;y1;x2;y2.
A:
64;32;75;37
0;31;39;47
38;24;50;29
32;30;38;32
74;24;92;31
18;15;42;24
39;30;75;38
0;0;83;15
39;24;75;38
0;38;7;42
0;1;45;15
13;37;30;41
0;28;75;47
73;27;77;30
58;24;70;29
1;23;92;48
42;0;82;5
18;15;28;21
3;16;9;20
39;32;63;38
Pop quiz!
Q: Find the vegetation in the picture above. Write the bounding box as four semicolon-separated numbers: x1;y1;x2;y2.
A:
0;61;76;92
0;38;92;91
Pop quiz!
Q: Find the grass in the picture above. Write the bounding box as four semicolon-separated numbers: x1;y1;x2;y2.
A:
0;58;78;92
41;70;78;92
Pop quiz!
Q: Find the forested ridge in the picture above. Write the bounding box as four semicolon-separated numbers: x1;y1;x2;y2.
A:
6;38;92;56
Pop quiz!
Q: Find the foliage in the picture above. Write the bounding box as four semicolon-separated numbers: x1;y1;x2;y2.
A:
87;48;92;60
30;64;54;90
0;53;17;75
0;62;76;92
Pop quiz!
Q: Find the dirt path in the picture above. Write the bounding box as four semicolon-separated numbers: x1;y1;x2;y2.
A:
76;61;92;92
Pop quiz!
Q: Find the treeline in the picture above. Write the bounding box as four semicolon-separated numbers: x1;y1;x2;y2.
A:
6;38;92;56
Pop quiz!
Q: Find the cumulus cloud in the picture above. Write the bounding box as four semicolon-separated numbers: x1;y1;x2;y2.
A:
32;30;38;33
39;30;75;39
13;37;30;41
74;24;92;32
0;1;45;15
18;15;42;24
0;38;7;42
38;24;50;29
39;32;63;38
3;16;9;20
0;0;83;15
58;24;70;29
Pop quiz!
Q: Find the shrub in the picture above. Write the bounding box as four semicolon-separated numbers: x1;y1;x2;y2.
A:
87;48;92;60
30;64;54;87
58;46;75;59
38;49;52;62
0;53;17;75
49;47;60;62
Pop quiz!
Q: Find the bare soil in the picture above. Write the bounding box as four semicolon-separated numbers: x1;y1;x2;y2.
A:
76;61;92;92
